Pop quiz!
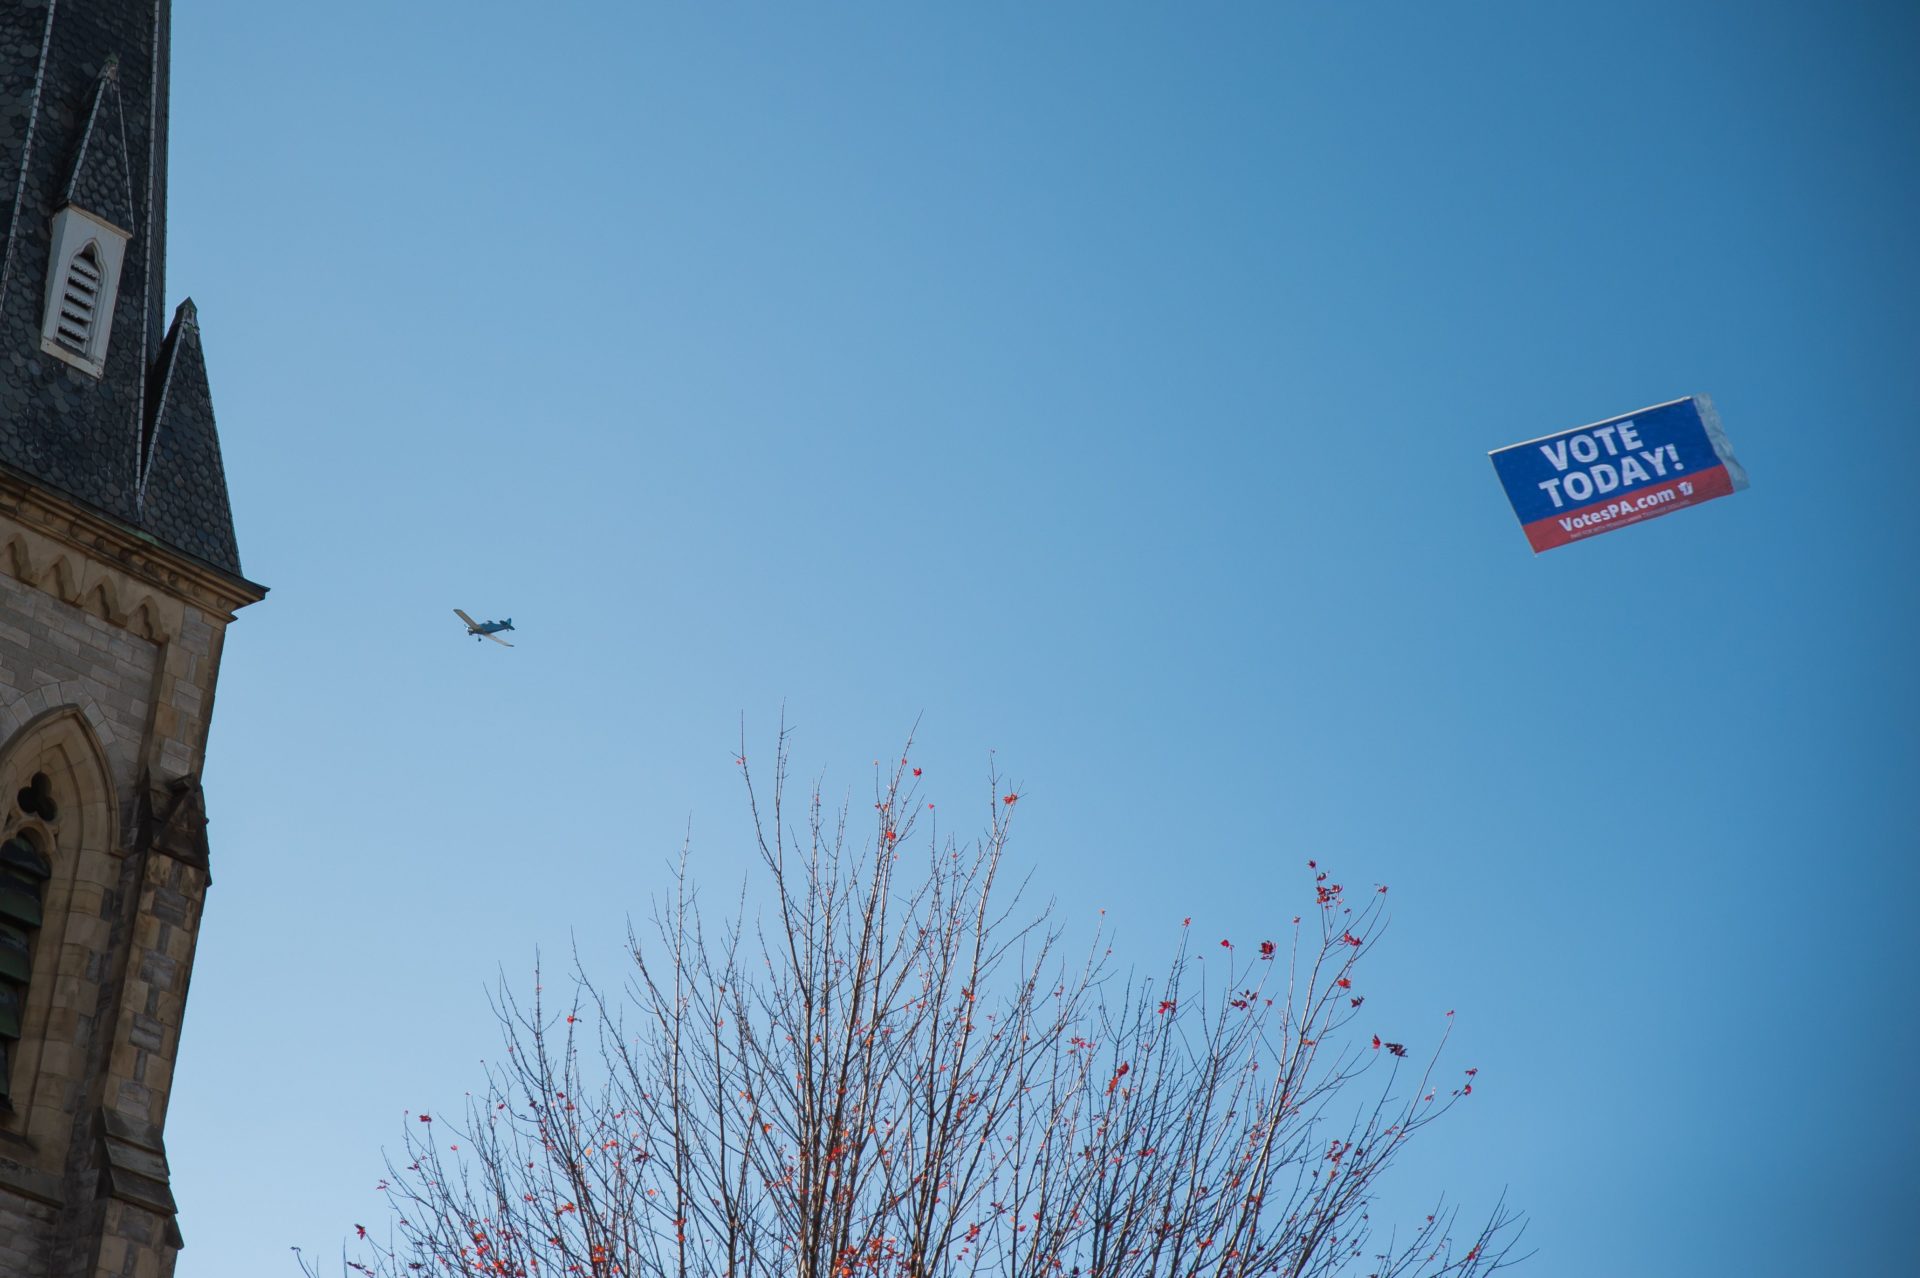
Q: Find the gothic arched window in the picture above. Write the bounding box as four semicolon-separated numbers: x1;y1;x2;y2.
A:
0;775;57;1106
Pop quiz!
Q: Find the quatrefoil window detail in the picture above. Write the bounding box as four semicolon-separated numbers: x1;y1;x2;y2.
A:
16;774;56;824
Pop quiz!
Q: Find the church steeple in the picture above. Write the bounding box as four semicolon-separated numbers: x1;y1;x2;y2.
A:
0;11;261;1275
0;0;242;581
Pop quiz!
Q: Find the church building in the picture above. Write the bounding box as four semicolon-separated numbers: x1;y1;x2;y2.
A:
0;2;263;1274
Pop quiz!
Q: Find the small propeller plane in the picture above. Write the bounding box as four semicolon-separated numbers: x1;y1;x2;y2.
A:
453;609;515;647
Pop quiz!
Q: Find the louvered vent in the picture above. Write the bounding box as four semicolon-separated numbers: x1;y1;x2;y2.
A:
54;243;104;357
39;211;129;374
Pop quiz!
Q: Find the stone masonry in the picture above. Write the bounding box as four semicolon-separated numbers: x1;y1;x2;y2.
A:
0;472;261;1278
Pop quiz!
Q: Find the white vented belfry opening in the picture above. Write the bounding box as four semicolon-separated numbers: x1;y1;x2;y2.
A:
38;206;130;378
54;243;103;358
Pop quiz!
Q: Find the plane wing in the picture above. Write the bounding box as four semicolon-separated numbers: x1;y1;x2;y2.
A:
453;608;477;627
480;630;514;648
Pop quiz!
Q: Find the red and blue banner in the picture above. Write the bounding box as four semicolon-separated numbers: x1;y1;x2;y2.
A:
1489;396;1749;553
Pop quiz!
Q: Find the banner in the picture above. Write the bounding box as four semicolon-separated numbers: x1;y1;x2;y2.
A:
1489;396;1749;552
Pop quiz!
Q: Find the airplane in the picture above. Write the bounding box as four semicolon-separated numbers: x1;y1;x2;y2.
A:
453;609;515;647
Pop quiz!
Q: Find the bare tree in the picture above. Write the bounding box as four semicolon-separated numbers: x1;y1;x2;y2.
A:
304;733;1523;1278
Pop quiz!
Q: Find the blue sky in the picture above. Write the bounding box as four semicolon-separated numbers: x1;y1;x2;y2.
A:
157;2;1916;1274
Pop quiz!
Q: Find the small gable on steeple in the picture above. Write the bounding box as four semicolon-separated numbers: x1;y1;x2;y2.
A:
139;299;241;576
36;60;138;377
63;59;135;235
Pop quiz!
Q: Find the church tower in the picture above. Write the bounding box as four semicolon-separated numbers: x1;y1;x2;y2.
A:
0;3;264;1275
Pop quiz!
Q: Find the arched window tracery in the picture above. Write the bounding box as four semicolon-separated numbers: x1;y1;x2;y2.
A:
0;711;116;1127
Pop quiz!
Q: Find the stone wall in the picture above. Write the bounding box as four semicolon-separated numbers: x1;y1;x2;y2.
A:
0;568;159;790
0;495;256;1278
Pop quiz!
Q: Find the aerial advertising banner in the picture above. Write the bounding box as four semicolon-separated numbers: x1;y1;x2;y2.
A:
1489;395;1749;552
